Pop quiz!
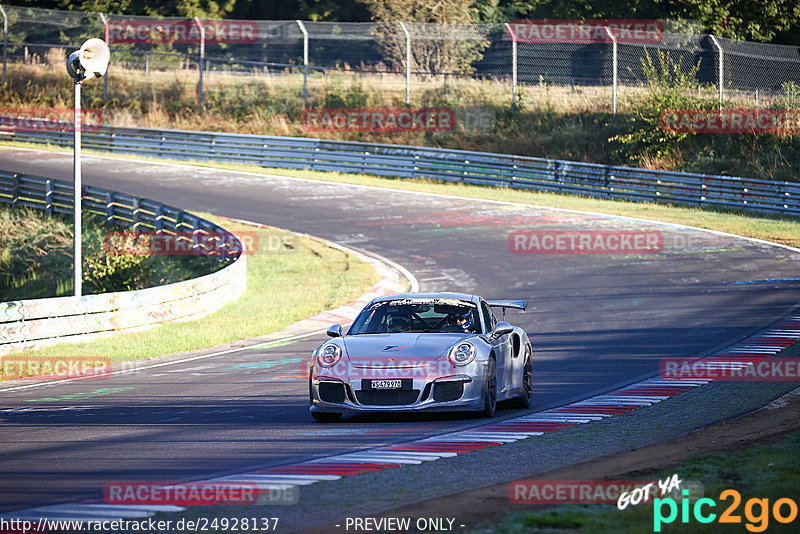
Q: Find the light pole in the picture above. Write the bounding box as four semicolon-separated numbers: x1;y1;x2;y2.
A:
66;38;110;297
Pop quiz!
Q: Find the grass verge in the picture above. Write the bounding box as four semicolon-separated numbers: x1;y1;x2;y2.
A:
473;430;800;533
1;214;380;372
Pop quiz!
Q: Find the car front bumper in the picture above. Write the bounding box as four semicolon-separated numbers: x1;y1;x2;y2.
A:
309;360;488;413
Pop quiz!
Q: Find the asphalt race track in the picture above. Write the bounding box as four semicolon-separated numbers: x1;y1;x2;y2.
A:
2;147;800;515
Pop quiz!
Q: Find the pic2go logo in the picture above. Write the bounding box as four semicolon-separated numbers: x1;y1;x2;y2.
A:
653;489;798;532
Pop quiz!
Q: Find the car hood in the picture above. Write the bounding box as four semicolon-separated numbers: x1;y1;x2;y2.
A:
343;333;472;368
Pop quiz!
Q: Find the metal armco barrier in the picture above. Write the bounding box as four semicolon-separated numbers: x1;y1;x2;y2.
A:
0;170;246;354
3;124;799;217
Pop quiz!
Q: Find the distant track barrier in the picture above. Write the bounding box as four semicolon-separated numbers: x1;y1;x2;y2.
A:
0;170;246;354
3;124;798;217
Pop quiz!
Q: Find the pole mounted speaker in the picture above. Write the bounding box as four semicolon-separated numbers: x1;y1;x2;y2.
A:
67;38;110;81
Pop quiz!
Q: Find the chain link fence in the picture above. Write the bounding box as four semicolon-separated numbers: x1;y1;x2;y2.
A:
2;4;800;112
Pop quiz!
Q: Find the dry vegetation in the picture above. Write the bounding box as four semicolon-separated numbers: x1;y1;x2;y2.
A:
2;51;800;181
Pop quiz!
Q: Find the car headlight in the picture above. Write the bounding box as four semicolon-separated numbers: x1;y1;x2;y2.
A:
317;344;342;368
448;342;476;366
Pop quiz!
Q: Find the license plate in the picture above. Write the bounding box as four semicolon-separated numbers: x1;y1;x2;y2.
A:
370;379;402;390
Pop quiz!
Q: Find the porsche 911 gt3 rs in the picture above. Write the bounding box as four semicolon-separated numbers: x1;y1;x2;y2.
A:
308;293;532;422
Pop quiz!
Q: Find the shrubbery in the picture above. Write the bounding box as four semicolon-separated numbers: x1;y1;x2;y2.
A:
0;206;227;300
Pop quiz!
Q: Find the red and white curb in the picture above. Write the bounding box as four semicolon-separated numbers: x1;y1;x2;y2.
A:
5;315;797;522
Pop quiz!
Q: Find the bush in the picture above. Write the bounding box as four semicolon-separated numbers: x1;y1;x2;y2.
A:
0;206;230;299
611;49;718;162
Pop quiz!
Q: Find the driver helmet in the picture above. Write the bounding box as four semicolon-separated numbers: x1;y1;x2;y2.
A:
456;310;473;331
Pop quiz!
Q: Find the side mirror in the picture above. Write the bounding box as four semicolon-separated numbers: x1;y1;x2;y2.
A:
491;321;513;338
326;324;343;338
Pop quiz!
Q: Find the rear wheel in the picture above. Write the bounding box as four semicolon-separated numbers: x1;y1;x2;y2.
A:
480;357;497;417
513;345;533;409
311;411;342;423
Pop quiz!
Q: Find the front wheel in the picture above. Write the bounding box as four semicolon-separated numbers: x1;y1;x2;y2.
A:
512;345;533;409
311;411;342;423
480;357;497;418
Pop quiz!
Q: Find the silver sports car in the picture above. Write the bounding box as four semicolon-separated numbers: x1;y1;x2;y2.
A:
308;292;532;422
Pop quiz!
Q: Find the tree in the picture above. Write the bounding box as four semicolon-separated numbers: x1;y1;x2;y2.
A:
655;0;800;44
360;0;490;75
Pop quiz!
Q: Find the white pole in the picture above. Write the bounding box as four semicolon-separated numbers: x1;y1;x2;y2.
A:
68;38;109;296
505;23;517;110
296;20;309;107
73;80;82;297
603;26;617;115
709;35;723;109
0;4;7;85
399;22;411;107
194;17;205;108
99;13;109;103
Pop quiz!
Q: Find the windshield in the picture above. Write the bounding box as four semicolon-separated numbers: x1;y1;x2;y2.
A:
348;298;481;335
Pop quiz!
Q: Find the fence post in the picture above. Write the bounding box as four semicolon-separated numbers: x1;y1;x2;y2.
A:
11;172;18;208
105;191;114;223
603;26;617;114
709;35;723;108
99;13;109;103
132;197;140;232
399;22;411;107
154;204;163;232
0;4;7;85
45;179;54;215
296;20;309;107
504;23;517;111
194;17;205;108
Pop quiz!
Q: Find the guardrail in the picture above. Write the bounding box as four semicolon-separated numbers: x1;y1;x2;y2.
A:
0;170;246;354
3;123;798;217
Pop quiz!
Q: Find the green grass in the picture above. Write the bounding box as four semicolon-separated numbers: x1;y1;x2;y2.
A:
0;205;74;299
2;215;380;372
472;431;800;533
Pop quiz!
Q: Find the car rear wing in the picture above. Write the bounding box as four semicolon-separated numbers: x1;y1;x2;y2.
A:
486;299;527;311
486;299;527;319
